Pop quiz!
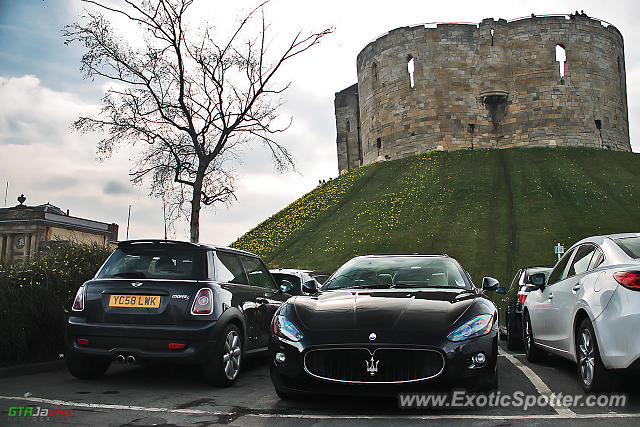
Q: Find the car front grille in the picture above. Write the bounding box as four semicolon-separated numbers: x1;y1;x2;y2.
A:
303;347;445;383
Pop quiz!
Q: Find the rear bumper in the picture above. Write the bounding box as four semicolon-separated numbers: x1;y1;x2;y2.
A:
66;316;220;363
594;286;640;370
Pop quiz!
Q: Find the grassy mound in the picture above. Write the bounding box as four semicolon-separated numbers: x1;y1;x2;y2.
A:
232;147;640;287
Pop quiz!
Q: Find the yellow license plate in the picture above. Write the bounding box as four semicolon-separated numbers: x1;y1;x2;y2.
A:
109;294;161;308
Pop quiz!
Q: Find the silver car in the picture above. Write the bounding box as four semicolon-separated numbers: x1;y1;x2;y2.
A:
523;233;640;392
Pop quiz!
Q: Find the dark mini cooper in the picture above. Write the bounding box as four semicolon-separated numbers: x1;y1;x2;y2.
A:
66;240;292;386
269;255;501;398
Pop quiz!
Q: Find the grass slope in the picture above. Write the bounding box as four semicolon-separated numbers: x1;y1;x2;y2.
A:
232;147;640;288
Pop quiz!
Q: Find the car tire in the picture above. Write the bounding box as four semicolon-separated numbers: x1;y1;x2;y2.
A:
576;318;614;393
275;388;298;400
506;316;522;350
523;311;544;362
65;351;110;380
203;324;243;387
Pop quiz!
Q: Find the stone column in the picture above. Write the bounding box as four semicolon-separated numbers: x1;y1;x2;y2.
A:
25;233;32;261
29;234;36;258
5;234;13;263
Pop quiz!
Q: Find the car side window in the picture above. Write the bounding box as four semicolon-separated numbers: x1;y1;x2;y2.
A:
240;256;277;290
214;251;249;285
567;245;597;278
547;248;576;286
588;249;605;270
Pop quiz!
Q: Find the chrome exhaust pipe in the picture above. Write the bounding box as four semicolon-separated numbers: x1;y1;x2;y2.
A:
126;355;136;365
116;354;126;364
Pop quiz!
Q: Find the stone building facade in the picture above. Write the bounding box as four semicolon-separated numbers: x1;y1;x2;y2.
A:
335;14;630;173
0;195;118;264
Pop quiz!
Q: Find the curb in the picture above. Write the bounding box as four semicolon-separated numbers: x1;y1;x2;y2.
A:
0;360;66;379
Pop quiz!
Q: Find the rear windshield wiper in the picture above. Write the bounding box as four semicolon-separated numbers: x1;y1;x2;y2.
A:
112;272;147;279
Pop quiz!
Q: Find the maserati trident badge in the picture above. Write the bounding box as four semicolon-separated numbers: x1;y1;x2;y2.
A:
131;282;143;287
369;332;376;341
365;356;379;376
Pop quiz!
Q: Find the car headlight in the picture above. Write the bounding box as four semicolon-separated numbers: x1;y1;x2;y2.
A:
447;314;494;342
273;315;303;342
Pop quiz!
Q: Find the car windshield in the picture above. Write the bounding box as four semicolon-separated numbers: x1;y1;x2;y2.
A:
615;236;640;259
97;246;205;280
321;256;469;291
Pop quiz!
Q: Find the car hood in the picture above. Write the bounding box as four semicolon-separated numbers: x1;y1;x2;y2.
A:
292;288;478;332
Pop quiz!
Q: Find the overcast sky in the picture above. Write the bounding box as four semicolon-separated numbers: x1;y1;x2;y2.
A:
1;0;638;246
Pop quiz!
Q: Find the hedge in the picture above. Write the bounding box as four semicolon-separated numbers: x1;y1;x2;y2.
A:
0;241;112;364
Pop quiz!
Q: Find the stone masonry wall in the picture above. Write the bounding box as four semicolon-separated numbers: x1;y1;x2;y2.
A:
335;84;362;173
335;14;630;172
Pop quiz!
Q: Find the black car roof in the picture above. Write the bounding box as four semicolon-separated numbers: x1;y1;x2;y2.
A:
116;239;259;257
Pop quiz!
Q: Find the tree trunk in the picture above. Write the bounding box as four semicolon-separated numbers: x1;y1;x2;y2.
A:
190;174;204;243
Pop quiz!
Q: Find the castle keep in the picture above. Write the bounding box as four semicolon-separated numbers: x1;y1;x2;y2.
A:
335;14;630;173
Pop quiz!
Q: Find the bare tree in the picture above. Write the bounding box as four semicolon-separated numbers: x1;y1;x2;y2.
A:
64;0;332;242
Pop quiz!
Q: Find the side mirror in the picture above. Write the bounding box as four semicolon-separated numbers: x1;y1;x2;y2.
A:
301;279;318;294
495;286;507;295
279;280;293;294
482;277;500;291
528;273;546;290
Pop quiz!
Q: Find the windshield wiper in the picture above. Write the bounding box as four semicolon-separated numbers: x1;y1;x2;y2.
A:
344;284;395;290
113;272;147;279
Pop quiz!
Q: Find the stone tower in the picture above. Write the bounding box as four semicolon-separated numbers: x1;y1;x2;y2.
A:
335;14;630;173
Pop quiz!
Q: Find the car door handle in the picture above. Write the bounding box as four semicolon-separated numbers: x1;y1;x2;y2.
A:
547;293;553;301
572;284;582;293
255;297;269;304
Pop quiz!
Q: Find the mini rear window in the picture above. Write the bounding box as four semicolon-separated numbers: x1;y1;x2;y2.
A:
97;246;205;280
615;237;640;259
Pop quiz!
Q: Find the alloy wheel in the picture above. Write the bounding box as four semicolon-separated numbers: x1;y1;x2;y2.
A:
222;330;241;380
578;328;595;386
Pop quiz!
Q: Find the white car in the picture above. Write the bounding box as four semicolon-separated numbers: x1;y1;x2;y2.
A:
523;233;640;392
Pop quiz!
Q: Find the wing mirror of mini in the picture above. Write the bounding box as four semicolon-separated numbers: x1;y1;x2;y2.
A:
528;273;546;291
482;277;500;292
301;279;318;294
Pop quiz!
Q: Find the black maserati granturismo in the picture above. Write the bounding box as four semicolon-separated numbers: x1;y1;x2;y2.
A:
269;254;501;398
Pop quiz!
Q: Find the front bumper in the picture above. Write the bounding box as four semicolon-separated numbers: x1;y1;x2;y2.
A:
269;329;498;397
65;316;220;363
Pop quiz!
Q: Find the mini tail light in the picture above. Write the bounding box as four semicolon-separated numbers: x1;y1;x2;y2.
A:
76;339;89;347
168;343;186;350
517;291;528;305
191;288;213;315
72;286;85;311
614;271;640;291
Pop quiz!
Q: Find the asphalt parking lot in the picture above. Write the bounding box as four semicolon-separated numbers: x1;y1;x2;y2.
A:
1;341;639;426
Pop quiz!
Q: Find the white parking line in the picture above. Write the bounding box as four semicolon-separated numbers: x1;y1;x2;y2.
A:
1;395;638;421
0;395;224;416
498;348;575;417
